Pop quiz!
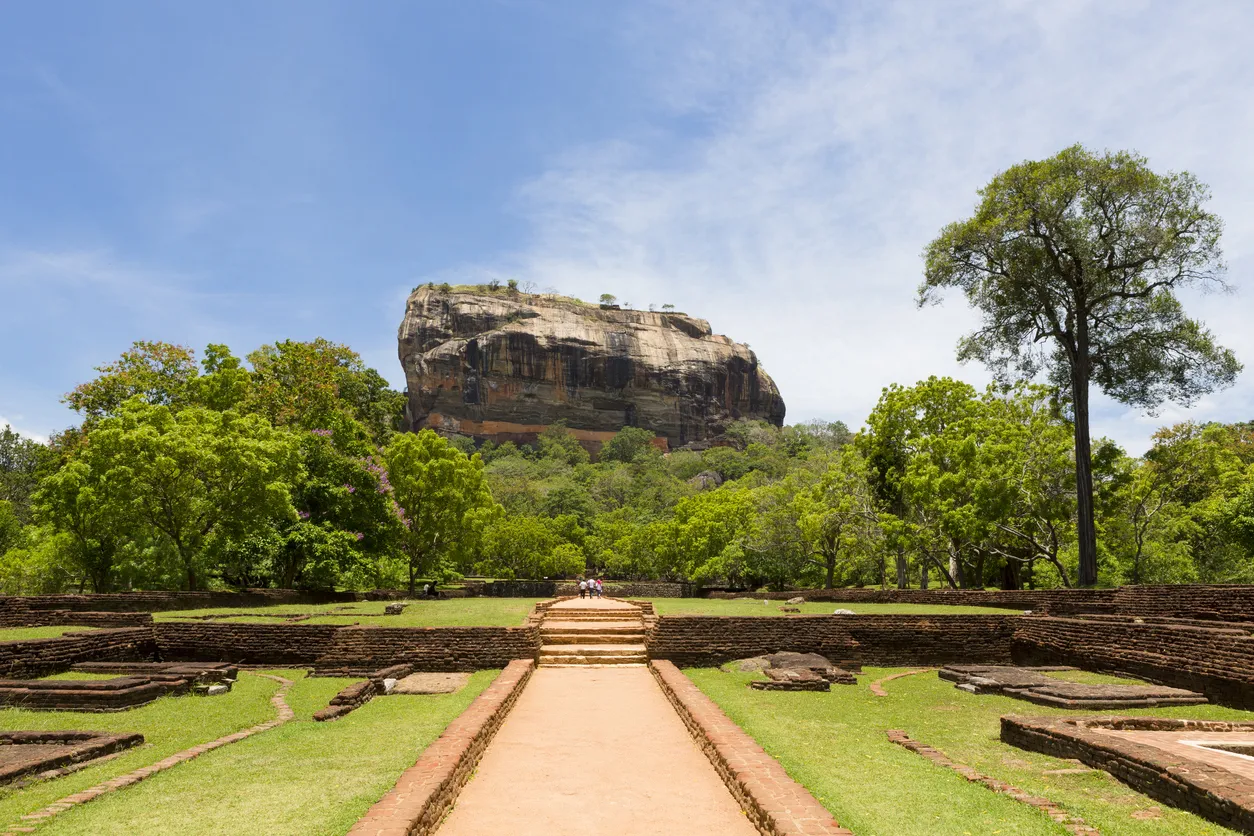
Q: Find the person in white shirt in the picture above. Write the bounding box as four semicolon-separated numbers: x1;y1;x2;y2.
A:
578;579;588;599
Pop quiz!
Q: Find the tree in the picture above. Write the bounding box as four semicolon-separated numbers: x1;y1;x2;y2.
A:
921;145;1240;586
104;401;296;590
383;430;495;593
796;449;880;588
246;338;406;444
34;440;137;592
662;304;675;312
538;421;590;466
65;341;198;420
599;427;657;463
599;294;617;306
0;426;56;523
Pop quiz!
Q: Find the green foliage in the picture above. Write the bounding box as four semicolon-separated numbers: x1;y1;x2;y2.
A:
0;426;56;523
64;340;198;420
922;144;1241;587
598;426;657;463
383;430;495;592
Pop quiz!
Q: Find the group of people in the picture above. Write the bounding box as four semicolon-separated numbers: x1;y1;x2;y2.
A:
578;578;603;598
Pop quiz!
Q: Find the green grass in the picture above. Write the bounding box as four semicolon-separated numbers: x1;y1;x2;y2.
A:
645;598;1025;616
153;598;546;627
0;670;285;828
1042;669;1147;686
39;669;496;836
38;672;122;681
0;626;101;643
688;666;1249;835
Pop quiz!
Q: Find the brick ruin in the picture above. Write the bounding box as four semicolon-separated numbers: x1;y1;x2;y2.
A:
2;584;1254;832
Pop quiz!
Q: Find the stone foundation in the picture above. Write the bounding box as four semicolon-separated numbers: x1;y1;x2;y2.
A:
0;731;144;785
1003;716;1254;833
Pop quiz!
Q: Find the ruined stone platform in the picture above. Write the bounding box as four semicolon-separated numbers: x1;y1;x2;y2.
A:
940;665;1207;709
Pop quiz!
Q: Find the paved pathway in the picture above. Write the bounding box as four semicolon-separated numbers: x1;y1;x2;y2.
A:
436;666;758;836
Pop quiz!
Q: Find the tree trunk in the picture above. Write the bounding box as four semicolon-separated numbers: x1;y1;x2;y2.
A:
1071;361;1099;587
824;555;835;589
895;547;908;589
408;558;416;596
920;562;929;590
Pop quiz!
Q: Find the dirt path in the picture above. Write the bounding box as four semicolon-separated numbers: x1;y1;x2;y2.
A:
436;666;757;836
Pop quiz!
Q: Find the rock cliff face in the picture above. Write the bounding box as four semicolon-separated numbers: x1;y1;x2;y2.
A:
398;286;785;450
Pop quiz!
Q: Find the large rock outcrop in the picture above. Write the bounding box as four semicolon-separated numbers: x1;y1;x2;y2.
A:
398;286;785;450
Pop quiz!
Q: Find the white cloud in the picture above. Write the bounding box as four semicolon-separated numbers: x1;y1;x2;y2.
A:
476;0;1254;453
0;417;47;445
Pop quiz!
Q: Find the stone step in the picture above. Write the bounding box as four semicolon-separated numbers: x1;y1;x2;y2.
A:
537;662;649;668
540;632;646;645
539;643;647;657
537;654;649;667
542;614;643;622
540;621;645;633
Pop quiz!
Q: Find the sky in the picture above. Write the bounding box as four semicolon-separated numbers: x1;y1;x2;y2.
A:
1;0;1252;453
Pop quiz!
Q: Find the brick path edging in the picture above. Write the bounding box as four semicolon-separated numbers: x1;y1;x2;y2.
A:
347;659;535;836
649;660;852;835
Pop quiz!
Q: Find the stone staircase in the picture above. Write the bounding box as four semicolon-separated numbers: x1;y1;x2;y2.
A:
538;600;647;667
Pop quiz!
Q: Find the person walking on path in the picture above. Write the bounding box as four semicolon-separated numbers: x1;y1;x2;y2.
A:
579;579;587;599
596;579;604;598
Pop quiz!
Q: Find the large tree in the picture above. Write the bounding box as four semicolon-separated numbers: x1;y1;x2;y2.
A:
921;145;1240;586
383;430;495;593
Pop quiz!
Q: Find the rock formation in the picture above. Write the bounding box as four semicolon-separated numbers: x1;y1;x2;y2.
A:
397;285;785;450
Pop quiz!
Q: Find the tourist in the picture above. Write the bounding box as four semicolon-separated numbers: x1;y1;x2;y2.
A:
579;579;587;599
596;579;604;598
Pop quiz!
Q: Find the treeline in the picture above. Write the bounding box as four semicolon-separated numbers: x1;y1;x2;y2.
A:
2;339;1252;593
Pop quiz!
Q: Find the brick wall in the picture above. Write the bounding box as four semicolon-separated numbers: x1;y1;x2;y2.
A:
0;589;356;615
311;627;540;675
1011;617;1254;709
0;628;156;678
706;588;1116;612
1002;716;1254;834
0;609;152;629
555;582;689;598
646;615;1016;668
152;622;342;665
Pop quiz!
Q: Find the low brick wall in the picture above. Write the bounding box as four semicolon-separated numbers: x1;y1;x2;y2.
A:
348;659;534;836
1003;715;1254;833
0;610;154;629
647;615;1016;668
0;628;156;678
312;627;540;675
1107;585;1254;621
153;622;342;665
1012;617;1254;709
651;661;851;835
707;588;1115;612
0;589;355;617
555;581;690;598
0;731;144;785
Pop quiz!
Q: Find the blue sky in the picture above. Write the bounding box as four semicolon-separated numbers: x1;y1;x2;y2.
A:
2;1;1252;453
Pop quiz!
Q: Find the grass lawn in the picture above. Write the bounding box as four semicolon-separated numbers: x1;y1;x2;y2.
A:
688;666;1250;836
153;598;546;627
39;669;496;836
0;626;101;643
645;598;1025;616
0;670;284;828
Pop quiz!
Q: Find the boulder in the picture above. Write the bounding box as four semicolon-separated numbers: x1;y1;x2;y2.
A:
785;596;805;605
832;608;856;615
384;603;407;615
398;286;786;449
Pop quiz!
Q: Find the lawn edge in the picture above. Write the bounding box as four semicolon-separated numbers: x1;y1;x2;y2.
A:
346;659;534;836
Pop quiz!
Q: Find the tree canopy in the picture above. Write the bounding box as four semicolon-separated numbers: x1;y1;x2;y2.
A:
921;144;1240;585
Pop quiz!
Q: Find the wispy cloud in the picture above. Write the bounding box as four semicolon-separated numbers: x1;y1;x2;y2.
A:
0;416;47;445
476;0;1254;453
